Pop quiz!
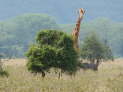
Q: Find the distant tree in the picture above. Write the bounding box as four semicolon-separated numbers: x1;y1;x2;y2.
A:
26;30;78;77
81;33;113;70
0;14;59;58
103;39;114;61
0;53;4;73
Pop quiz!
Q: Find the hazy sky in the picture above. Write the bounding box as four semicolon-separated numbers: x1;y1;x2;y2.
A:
0;0;122;23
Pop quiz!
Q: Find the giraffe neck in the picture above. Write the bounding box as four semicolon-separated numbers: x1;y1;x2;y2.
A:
72;11;84;52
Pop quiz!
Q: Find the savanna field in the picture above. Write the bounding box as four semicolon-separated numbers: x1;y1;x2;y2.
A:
0;59;123;92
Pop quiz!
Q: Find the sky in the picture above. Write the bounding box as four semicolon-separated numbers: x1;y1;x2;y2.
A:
0;0;122;23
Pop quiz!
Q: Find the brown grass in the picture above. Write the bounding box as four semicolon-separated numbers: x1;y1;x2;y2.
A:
0;58;123;92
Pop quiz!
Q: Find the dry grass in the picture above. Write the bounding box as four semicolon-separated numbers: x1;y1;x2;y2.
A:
0;59;123;92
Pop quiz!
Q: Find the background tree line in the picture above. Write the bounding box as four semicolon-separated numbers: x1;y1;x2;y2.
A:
0;14;123;58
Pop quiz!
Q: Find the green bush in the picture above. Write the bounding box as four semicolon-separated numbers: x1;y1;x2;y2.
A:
26;30;78;76
81;33;113;70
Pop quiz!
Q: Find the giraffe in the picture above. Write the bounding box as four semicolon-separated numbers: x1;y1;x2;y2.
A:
72;8;85;52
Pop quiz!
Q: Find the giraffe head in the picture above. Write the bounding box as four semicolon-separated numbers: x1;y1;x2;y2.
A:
80;8;85;14
78;8;85;18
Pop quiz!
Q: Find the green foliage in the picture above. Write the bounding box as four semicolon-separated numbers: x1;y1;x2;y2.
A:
0;54;8;77
81;33;113;62
0;70;9;77
0;14;59;58
61;18;123;57
0;53;3;72
26;45;58;72
26;30;78;75
0;16;123;58
103;41;114;61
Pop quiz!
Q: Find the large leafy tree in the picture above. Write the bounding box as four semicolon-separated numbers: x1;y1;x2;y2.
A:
81;33;113;70
26;30;78;77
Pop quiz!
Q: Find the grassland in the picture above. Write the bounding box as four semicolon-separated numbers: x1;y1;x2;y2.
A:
0;59;123;92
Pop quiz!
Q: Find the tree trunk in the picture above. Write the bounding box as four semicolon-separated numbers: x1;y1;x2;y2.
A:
58;70;62;79
41;71;45;78
94;59;100;71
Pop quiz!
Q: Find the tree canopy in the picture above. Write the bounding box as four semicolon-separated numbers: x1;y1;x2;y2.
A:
26;30;78;77
80;33;113;70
